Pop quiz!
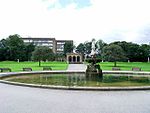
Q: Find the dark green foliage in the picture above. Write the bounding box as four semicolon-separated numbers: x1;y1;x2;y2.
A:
102;44;127;66
75;41;92;55
111;41;150;62
75;39;150;62
139;44;150;62
0;34;35;61
85;58;101;63
1;34;150;62
25;42;35;61
4;34;26;61
32;46;54;66
0;39;8;61
63;41;74;55
75;43;85;55
84;41;92;55
55;53;65;61
96;39;107;55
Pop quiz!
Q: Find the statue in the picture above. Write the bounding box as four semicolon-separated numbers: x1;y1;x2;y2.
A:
96;40;101;54
85;39;103;79
90;39;96;56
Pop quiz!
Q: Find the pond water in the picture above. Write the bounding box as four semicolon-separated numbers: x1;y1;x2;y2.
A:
3;73;150;87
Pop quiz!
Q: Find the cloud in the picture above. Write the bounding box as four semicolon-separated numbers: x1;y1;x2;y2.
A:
43;0;91;9
0;0;150;45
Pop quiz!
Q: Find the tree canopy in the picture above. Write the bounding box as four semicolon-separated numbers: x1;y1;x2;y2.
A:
102;44;126;66
63;41;74;55
0;34;35;61
0;34;150;63
32;46;54;66
75;43;85;55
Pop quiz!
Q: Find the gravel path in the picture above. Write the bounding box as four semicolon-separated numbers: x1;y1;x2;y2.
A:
67;64;87;71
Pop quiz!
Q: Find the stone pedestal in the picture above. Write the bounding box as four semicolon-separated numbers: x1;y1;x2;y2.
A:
86;64;103;79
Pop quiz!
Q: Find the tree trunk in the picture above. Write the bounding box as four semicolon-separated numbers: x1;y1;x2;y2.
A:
39;60;41;67
114;61;117;67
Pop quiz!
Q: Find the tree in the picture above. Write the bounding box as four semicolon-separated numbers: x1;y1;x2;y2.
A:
96;39;107;58
110;41;150;62
32;46;54;66
102;44;126;67
84;41;92;55
0;39;7;61
75;43;85;55
5;34;26;61
0;34;36;61
25;42;35;61
139;44;150;62
126;43;141;62
55;53;65;61
63;41;74;55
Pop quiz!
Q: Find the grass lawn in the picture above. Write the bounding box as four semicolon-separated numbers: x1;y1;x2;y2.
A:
0;61;150;72
0;61;68;72
99;62;150;71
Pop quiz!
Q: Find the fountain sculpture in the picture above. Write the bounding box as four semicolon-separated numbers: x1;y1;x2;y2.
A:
85;39;103;78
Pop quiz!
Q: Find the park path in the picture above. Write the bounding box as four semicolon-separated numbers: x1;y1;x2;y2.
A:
1;83;150;113
67;64;87;71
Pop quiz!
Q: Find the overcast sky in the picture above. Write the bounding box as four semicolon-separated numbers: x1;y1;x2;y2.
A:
0;0;150;45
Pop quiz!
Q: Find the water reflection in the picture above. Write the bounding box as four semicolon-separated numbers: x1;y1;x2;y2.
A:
40;74;150;87
5;74;150;87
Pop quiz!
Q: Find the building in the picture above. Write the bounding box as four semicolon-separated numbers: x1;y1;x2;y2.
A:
22;37;73;53
66;53;83;64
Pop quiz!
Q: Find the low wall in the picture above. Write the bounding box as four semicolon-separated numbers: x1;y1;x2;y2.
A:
1;70;150;78
1;70;150;91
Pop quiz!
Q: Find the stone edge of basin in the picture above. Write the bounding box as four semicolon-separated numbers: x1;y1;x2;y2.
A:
1;70;150;91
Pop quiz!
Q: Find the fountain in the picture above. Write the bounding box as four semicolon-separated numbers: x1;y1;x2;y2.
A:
85;39;103;78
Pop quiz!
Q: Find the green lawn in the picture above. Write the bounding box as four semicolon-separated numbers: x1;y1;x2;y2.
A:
0;61;68;72
99;62;150;71
0;61;150;72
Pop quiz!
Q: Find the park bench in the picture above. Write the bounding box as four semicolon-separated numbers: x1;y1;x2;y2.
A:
132;67;141;71
43;67;52;71
0;68;11;72
112;67;121;71
23;68;32;71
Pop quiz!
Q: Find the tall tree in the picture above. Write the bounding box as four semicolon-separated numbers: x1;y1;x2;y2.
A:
75;43;85;55
5;34;26;61
25;42;35;61
139;44;150;62
96;39;107;58
126;43;140;62
112;41;150;62
102;44;126;67
63;41;74;55
84;41;92;55
32;46;54;66
0;39;8;61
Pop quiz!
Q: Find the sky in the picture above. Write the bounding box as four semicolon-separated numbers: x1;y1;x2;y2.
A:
0;0;150;45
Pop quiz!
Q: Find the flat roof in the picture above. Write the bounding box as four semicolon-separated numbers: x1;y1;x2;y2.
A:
56;40;73;42
22;37;55;40
22;38;73;42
